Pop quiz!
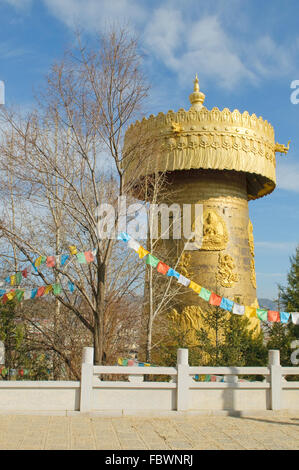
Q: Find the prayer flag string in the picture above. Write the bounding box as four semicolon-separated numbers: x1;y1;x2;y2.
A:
118;232;299;326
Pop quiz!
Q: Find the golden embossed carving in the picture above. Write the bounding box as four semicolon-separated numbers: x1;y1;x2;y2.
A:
178;252;193;278
169;305;204;345
248;219;255;257
171;121;183;134
250;258;257;289
275;140;290;154
201;208;228;251
217;253;238;288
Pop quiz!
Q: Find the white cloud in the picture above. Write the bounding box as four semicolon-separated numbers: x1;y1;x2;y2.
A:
1;0;32;10
42;0;147;31
276;161;299;193
255;241;297;251
33;1;299;91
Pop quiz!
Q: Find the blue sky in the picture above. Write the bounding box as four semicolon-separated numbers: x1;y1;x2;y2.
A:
0;0;299;300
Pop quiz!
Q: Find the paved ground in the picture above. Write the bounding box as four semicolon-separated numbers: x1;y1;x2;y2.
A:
0;413;298;450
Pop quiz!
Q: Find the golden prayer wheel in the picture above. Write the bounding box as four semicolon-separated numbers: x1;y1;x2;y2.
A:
123;75;289;335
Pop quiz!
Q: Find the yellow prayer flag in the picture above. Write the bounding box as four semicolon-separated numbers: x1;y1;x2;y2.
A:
69;245;78;255
7;291;15;300
189;281;202;294
117;358;123;366
44;285;53;295
34;256;42;267
10;275;16;286
137;246;149;259
245;306;257;318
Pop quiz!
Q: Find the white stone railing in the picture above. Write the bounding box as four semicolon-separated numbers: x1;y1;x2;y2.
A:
80;348;299;413
0;348;298;413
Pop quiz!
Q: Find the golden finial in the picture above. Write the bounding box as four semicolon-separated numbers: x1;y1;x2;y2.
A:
194;73;200;92
189;74;205;111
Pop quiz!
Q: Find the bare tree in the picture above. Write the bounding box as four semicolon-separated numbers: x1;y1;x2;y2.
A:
0;26;151;367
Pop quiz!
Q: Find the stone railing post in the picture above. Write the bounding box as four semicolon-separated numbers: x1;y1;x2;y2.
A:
268;349;282;411
176;348;189;411
80;347;94;413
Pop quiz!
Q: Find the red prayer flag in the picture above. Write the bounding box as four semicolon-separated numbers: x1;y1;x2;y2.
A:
22;268;28;278
268;310;280;322
209;292;222;306
2;294;8;304
157;262;170;275
84;251;94;263
37;286;46;297
46;256;56;268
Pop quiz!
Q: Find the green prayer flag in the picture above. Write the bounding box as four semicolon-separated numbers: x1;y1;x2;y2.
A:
52;283;62;295
40;256;47;264
199;288;211;301
16;272;22;285
76;252;87;264
145;254;159;268
15;290;24;301
257;308;268;322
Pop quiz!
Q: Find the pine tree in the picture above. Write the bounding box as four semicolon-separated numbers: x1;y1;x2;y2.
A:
267;245;299;368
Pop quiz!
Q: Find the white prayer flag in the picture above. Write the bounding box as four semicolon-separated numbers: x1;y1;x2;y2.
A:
128;238;141;252
177;274;190;287
291;312;299;325
232;303;245;315
24;291;31;300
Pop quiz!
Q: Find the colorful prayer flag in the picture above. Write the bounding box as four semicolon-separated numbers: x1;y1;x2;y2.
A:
166;268;180;279
52;283;62;295
257;308;268;322
268;310;280;322
137;246;149;259
61;254;69;266
117;232;131;242
37;286;46;297
128;238;141;252
245;306;257;318
84;251;94;263
34;256;43;267
146;254;159;268
31;288;38;299
280;312;290;324
22;268;28;278
46;256;56;268
76;252;87;264
189;281;202;294
68;281;75;293
69;245;78;255
44;285;53;295
199;288;211;302
157;262;170;275
209;292;222;306
15;290;24;302
177;274;190;287
232;303;245;315
220;297;234;312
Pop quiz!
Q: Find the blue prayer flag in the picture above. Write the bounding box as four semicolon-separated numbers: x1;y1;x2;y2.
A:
30;288;38;299
280;312;290;324
117;232;131;242
166;268;180;279
61;254;69;266
68;281;75;293
220;297;234;312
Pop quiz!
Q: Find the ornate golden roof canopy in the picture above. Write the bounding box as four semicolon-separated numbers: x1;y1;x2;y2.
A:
124;76;289;200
